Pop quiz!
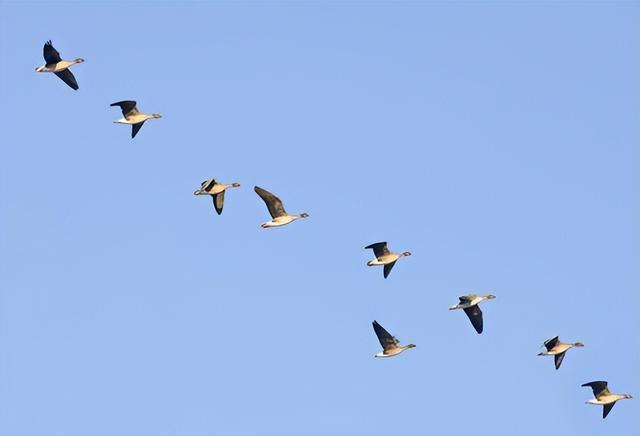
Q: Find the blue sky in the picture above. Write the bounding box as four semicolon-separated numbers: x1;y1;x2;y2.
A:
1;1;638;435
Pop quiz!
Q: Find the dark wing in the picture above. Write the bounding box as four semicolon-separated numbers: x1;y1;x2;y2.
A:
582;381;609;397
602;402;615;419
54;69;79;90
365;242;389;258
372;321;399;351
43;40;62;64
212;191;225;215
254;186;287;218
383;261;397;279
459;295;474;304
463;305;483;334
131;121;145;138
554;352;566;370
544;336;560;352
111;100;138;116
204;179;217;191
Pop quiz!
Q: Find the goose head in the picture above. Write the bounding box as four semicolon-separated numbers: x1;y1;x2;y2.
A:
152;114;162;119
231;182;241;188
405;343;417;349
401;251;412;257
484;294;496;301
623;394;633;399
573;342;585;348
298;212;310;219
74;58;85;65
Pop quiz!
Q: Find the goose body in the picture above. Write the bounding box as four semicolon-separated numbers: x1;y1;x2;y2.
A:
35;41;84;90
449;294;496;334
365;242;411;278
538;336;584;369
110;100;161;138
582;381;632;418
254;186;309;228
194;178;240;215
372;320;416;358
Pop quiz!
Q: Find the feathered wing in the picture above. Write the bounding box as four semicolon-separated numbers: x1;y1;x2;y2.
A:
544;336;560;352
111;100;138;117
383;261;397;279
582;381;610;397
463;305;483;334
365;242;389;258
372;321;399;351
54;69;79;90
212;191;225;215
43;40;62;64
131;122;145;138
602;402;615;419
254;186;287;218
554;352;566;370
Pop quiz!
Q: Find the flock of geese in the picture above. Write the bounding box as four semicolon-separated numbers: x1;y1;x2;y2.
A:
35;40;633;421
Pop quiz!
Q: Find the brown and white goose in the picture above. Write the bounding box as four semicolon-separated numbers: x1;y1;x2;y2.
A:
538;336;584;370
365;242;411;279
448;294;496;334
194;178;240;215
582;381;632;419
254;186;309;228
111;100;161;138
35;40;84;90
372;320;416;358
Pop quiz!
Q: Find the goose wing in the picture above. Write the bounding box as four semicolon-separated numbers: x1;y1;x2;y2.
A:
254;186;287;218
54;69;79;90
602;402;616;419
544;336;560;352
111;100;139;117
459;295;475;304
43;40;62;64
202;179;217;192
582;381;610;398
383;261;397;279
554;352;566;370
463;305;483;334
212;191;225;215
365;242;390;259
372;320;399;351
131;121;145;138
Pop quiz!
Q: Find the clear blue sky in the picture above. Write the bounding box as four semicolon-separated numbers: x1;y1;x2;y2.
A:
1;1;638;435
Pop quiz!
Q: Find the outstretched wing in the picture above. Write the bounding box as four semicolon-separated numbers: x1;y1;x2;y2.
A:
365;242;389;258
212;191;225;215
43;40;62;64
602;402;615;419
383;261;397;279
463;305;483;334
554;352;566;370
54;69;79;90
372;320;399;351
202;179;217;191
111;100;138;117
459;295;474;304
254;186;287;218
131;121;145;138
544;336;560;352
582;381;610;397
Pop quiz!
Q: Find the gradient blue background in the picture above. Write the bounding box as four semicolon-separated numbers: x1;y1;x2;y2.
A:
1;1;638;435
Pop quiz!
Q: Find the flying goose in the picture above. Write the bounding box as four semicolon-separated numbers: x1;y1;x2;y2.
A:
365;242;411;279
35;40;84;90
448;294;496;334
582;381;632;419
254;186;309;228
538;336;584;370
111;100;161;138
194;178;240;215
372;320;416;358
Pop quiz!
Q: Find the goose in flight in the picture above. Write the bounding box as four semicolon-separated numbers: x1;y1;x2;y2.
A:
365;242;411;279
35;40;84;90
582;381;632;419
537;336;584;370
111;100;161;138
449;294;496;334
254;186;309;228
372;320;416;358
194;178;240;215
